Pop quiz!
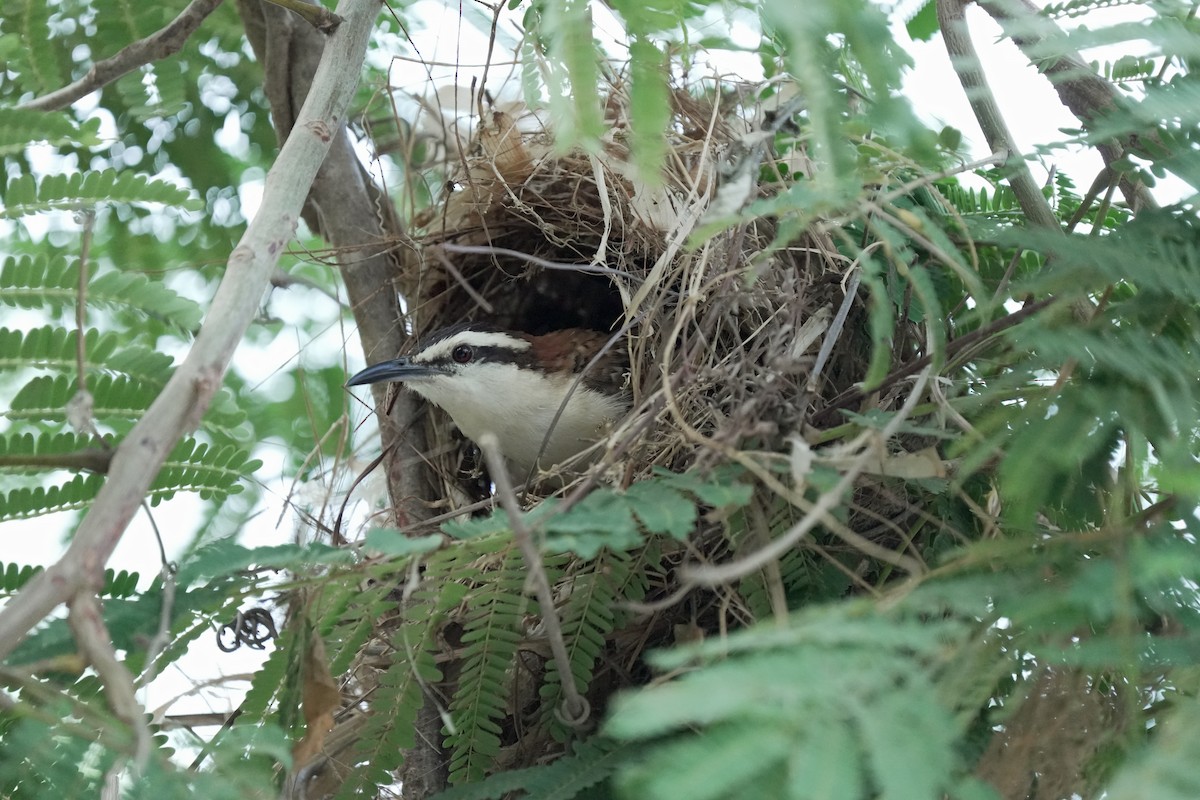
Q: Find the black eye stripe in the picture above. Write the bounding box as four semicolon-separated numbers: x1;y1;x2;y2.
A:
423;346;535;369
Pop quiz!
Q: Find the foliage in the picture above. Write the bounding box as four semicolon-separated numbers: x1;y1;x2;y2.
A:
605;602;969;800
1;0;1199;799
442;465;752;557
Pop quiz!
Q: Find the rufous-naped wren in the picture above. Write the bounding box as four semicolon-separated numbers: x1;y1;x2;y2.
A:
347;323;629;477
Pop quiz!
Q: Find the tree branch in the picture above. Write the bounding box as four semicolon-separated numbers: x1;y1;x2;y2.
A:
0;0;381;661
68;591;152;773
0;450;113;473
238;3;443;795
975;0;1158;213
239;0;431;528
19;0;225;112
264;0;343;32
480;436;590;728
936;0;1061;232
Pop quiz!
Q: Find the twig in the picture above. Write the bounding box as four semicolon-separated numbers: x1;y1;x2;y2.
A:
269;267;346;306
681;367;932;587
478;435;590;728
136;502;177;690
68;592;152;772
156;712;236;730
811;296;1055;427
430;248;495;313
149;674;257;723
976;0;1158;213
0;0;380;661
0;450;113;472
936;0;1062;233
473;0;505;122
19;0;225;112
808;257;864;394
843;151;1009;216
263;0;343;33
438;243;643;283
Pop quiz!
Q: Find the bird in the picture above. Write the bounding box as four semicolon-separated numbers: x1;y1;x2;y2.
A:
347;322;630;479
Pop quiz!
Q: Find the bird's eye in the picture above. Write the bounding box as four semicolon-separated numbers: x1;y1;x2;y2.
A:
452;344;473;364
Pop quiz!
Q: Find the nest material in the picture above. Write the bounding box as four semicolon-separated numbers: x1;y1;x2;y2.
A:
398;86;887;500
331;79;939;790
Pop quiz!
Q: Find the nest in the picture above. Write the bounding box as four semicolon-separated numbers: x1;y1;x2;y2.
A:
395;84;896;512
327;75;941;792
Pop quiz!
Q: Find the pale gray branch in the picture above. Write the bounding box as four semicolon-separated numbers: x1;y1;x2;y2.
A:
0;0;381;661
936;0;1061;232
976;0;1158;213
480;435;590;728
68;591;151;770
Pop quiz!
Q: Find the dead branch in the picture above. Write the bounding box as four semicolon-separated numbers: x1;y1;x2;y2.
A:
19;0;225;112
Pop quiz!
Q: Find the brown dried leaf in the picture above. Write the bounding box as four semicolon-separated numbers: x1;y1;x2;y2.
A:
292;633;341;768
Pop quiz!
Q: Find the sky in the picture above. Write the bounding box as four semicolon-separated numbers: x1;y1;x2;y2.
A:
2;0;1181;744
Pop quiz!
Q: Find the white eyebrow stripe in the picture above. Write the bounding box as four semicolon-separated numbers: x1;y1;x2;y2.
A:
418;330;532;361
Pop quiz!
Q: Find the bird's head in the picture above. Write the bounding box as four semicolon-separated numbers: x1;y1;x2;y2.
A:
348;323;628;475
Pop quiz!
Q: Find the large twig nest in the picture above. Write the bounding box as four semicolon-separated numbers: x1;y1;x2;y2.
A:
330;74;935;793
395;80;885;503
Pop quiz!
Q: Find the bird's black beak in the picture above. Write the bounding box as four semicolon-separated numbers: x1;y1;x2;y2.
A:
346;358;444;387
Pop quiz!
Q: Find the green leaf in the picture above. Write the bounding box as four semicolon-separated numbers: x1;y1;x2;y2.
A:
1105;696;1200;800
433;737;632;800
624;482;696;538
938;125;963;151
628;36;670;180
784;722;864;800
0;108;101;155
544;490;640;557
606;604;966;799
905;0;939;42
178;540;355;586
1;170;202;218
654;465;753;509
0;256;203;332
853;689;956;800
617;721;792;800
538;0;604;148
363;529;444;557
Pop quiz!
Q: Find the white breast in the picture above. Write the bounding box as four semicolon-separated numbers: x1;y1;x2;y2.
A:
410;364;628;477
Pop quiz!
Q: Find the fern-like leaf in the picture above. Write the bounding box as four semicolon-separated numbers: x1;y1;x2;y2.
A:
0;255;204;332
0;0;66;95
0;561;41;594
0;326;175;382
540;550;633;741
336;594;445;798
606;603;966;800
445;543;526;785
1;170;201;218
433;737;633;800
0;430;108;470
8;373;154;422
0;473;106;522
150;440;263;505
0;109;102;155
